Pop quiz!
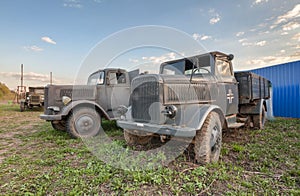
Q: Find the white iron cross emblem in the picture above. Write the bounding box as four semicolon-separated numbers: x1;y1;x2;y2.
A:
227;89;234;104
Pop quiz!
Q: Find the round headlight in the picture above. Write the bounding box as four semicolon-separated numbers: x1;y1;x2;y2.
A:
62;96;72;105
164;105;177;119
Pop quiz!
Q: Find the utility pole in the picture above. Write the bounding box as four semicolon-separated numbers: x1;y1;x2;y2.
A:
21;64;23;88
50;72;52;85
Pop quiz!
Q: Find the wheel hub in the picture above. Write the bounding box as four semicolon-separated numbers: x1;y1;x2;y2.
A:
75;115;95;132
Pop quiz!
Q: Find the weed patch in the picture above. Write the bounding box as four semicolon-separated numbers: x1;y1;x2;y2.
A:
0;104;299;194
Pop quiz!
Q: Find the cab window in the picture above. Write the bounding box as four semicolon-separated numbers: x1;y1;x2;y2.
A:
108;72;126;85
216;59;232;77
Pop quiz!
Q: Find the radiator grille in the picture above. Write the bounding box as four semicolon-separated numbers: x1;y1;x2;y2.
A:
165;83;210;104
30;95;40;103
60;86;96;100
131;81;160;123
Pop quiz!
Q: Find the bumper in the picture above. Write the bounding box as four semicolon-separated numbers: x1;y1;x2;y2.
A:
40;114;62;121
117;120;196;137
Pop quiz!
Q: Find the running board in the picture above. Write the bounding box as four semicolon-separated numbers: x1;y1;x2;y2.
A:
228;122;244;129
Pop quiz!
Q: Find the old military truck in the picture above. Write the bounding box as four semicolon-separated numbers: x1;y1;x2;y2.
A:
40;68;139;138
117;51;271;164
20;87;45;112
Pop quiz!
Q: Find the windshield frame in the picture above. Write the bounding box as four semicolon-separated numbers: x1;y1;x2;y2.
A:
87;71;105;85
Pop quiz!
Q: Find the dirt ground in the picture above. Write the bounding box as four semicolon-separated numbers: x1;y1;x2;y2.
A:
0;103;299;195
0;103;43;163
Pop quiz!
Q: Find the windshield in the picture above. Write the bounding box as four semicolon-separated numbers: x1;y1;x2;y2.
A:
161;54;212;76
87;71;104;85
34;89;44;94
162;59;196;75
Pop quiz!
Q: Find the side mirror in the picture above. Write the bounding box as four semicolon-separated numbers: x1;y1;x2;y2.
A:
227;54;234;61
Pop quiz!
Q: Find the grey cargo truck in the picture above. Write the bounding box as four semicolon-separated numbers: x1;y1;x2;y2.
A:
40;68;139;138
117;51;271;164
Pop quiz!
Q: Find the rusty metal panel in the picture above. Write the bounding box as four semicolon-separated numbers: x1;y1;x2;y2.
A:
250;60;300;118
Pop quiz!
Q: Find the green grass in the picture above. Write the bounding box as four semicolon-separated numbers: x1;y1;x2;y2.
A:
0;104;299;195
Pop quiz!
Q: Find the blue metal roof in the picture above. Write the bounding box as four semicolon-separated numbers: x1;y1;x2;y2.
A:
250;60;300;118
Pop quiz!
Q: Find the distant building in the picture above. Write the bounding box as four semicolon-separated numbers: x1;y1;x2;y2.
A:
250;60;300;118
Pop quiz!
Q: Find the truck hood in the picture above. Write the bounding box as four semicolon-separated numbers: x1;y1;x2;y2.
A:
44;85;97;109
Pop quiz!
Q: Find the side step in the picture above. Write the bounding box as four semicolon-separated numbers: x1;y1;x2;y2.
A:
228;122;244;129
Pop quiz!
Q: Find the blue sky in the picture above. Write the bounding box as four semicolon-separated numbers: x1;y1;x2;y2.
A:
0;0;299;89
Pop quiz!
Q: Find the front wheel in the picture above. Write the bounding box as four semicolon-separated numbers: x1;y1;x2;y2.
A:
51;120;66;131
20;102;25;112
67;107;101;139
194;111;222;164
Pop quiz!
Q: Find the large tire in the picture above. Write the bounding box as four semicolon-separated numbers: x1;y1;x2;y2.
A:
51;120;66;131
67;107;101;139
20;102;25;112
194;111;222;164
253;105;266;130
124;129;152;146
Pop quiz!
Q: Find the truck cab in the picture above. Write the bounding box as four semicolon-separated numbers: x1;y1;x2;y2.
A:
160;51;239;119
117;51;270;164
40;68;139;138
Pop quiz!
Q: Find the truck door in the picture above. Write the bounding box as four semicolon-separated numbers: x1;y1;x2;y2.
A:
105;70;130;118
215;58;238;116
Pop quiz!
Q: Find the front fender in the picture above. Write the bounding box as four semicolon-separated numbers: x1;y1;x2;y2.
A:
60;100;111;120
183;104;225;131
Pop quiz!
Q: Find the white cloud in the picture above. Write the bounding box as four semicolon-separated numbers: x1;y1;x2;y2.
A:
192;33;212;41
238;38;247;43
271;4;300;29
246;52;300;67
63;0;82;8
192;33;201;40
241;40;266;47
252;0;269;6
210;15;221;24
281;32;289;35
236;31;245;37
129;58;139;63
292;33;300;42
23;45;43;52
255;40;267;46
242;42;252;46
208;9;221;25
258;30;270;35
41;36;56;45
0;72;60;83
282;21;300;31
141;52;178;64
200;35;212;40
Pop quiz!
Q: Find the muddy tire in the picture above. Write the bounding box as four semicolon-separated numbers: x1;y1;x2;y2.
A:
20;102;25;112
67;107;101;139
124;129;152;146
51;120;66;131
253;105;266;130
194;111;222;164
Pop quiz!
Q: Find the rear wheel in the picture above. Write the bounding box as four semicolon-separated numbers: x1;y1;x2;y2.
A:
124;129;152;146
253;105;266;130
194;111;222;164
51;120;66;131
20;102;25;112
67;107;101;139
